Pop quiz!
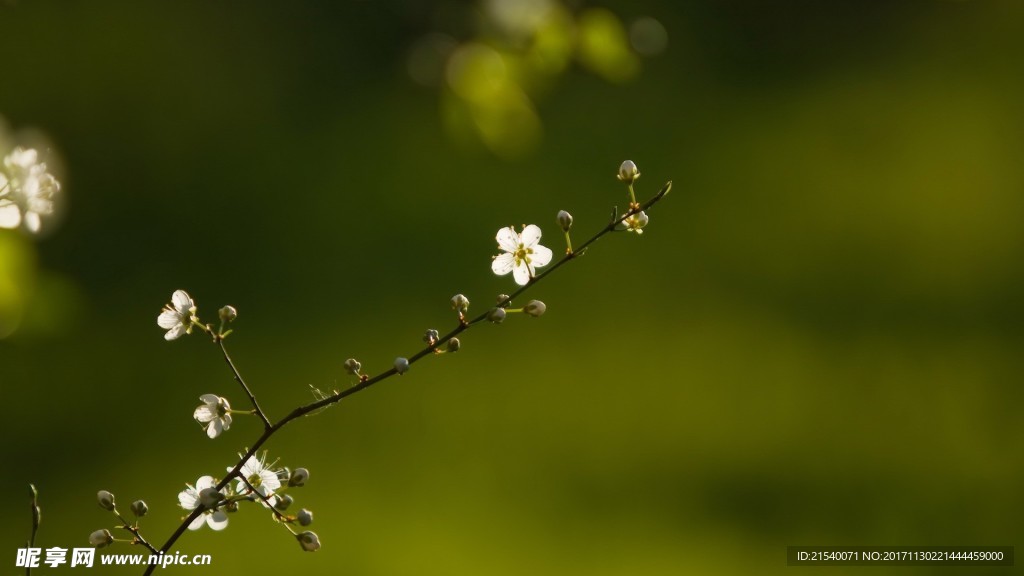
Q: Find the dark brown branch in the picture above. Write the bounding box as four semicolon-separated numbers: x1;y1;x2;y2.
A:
142;181;672;575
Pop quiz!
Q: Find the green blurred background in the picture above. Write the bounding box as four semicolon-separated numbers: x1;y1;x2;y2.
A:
2;0;1023;574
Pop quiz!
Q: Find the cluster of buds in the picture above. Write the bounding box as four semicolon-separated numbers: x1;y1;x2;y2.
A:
88;490;150;549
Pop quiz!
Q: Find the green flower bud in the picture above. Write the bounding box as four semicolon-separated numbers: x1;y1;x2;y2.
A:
446;338;461;352
275;494;294;511
487;307;506;323
343;358;361;375
617;160;640;184
289;468;310;487
394;357;410;375
96;490;115;512
277;467;292;483
557;210;573;232
523;300;546;317
89;529;114;549
130;500;148;518
198;487;223;509
450;293;470;313
218;305;237;323
297;531;321;552
297;508;314;526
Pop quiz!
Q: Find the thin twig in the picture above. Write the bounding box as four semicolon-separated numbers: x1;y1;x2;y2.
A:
219;340;272;429
142;182;671;575
27;484;40;576
114;511;159;555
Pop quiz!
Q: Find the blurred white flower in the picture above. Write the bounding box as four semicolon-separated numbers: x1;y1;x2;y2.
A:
157;290;197;340
233;452;281;506
194;394;232;438
0;146;61;234
491;224;553;285
178;476;229;531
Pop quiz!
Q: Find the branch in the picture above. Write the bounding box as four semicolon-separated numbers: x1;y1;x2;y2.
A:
142;181;672;575
219;339;272;429
27;485;40;576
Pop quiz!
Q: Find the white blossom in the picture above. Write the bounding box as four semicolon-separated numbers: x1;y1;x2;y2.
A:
617;211;649;234
194;394;232;438
177;476;229;531
0;146;61;234
157;290;197;341
490;224;553;286
232;452;281;506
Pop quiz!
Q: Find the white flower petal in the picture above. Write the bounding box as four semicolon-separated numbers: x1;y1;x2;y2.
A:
207;511;229;531
0;203;21;229
491;253;515;275
530;244;553;267
194;405;217;423
259;471;281;492
520;224;542;248
238;456;257;477
178;488;199;510
199;393;219;404
512;262;531;285
495;226;520;253
187;514;206;531
196;476;217;491
207;419;223;439
164;324;186;341
23;212;40;233
222;413;232;430
171;290;193;312
157;309;180;329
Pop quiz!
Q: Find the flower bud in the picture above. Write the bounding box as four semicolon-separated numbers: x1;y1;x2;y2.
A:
297;531;321;552
394;357;410;375
96;490;115;512
617;160;640;184
218;305;237;323
343;358;361;375
130;500;148;518
297;508;314;526
277;467;292;483
274;494;294;511
496;294;511;308
289;467;310;487
423;329;439;344
89;529;114;548
446;338;461;353
198;487;223;509
557;210;573;232
450;293;470;313
523;300;546;317
487;308;506;323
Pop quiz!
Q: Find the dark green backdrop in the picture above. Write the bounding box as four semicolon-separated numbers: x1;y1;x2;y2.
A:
2;1;1022;574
